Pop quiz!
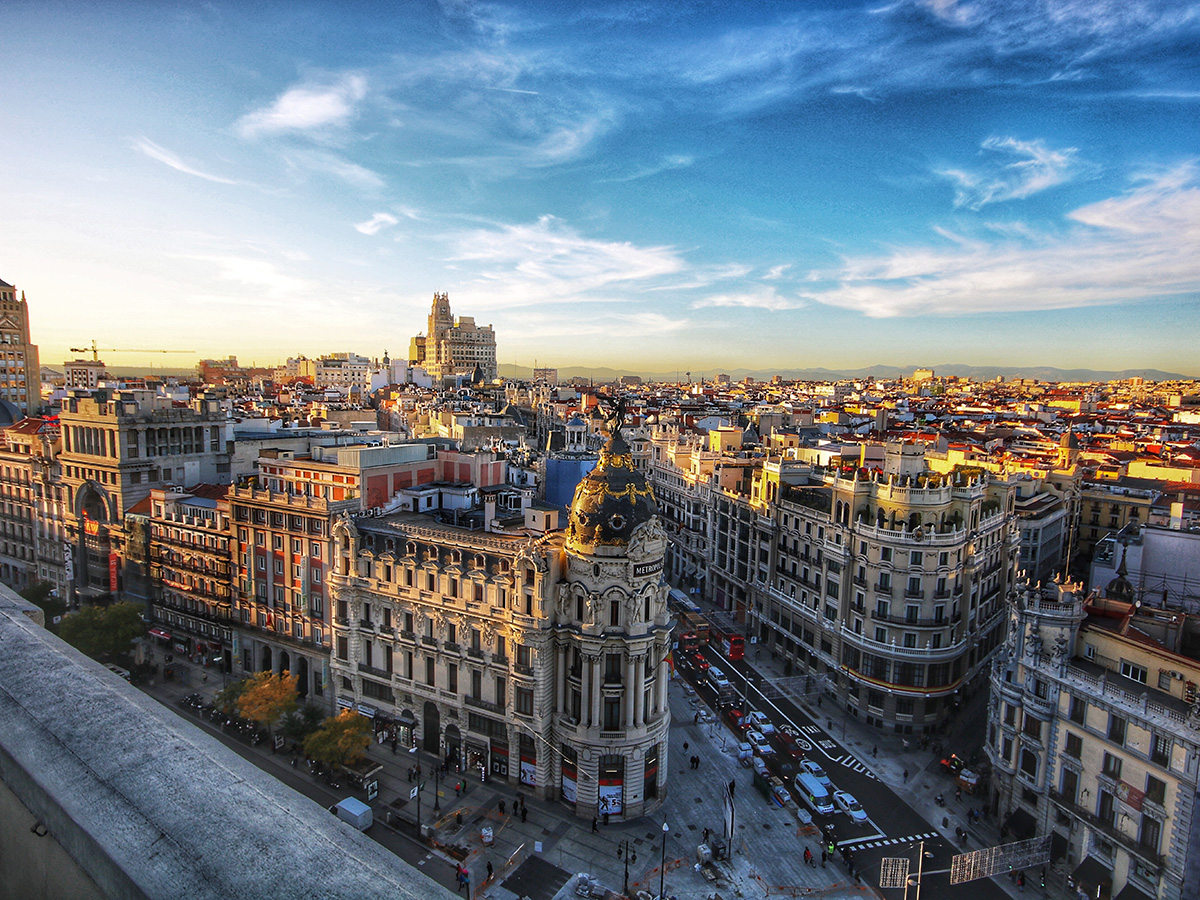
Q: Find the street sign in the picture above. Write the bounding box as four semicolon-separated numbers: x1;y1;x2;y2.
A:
367;779;378;801
410;785;419;801
879;858;910;889
950;835;1051;885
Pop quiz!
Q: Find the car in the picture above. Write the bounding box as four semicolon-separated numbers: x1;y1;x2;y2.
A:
834;790;868;825
725;708;746;732
747;731;774;756
771;731;806;760
691;653;710;671
745;711;776;735
801;759;832;787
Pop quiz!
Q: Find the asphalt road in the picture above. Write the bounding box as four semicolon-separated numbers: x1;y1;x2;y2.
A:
679;645;1011;900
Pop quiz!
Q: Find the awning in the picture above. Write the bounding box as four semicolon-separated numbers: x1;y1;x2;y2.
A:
1113;884;1155;900
398;710;416;724
148;628;171;640
1003;807;1038;840
1072;857;1113;900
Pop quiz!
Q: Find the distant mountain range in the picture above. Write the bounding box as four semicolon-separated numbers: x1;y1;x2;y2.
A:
82;363;1194;384
499;363;1195;383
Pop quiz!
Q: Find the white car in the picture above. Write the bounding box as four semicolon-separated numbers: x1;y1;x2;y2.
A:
745;711;776;735
747;730;774;756
801;758;831;787
834;790;868;824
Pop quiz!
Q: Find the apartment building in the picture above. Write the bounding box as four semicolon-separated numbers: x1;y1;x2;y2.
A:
0;277;41;415
146;485;234;674
57;389;232;603
328;428;672;817
988;583;1200;900
409;293;498;384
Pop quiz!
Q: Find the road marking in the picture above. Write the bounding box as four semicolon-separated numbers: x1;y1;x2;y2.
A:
829;753;879;780
840;831;938;849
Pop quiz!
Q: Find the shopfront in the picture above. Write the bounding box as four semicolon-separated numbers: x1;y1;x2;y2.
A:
597;755;624;816
519;734;536;787
489;738;508;778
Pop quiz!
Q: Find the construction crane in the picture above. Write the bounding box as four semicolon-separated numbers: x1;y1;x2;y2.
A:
70;340;194;361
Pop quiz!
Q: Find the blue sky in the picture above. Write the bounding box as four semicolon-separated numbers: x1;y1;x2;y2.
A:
2;0;1199;375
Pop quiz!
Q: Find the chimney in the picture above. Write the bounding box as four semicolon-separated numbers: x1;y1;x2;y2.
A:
1170;501;1184;531
484;495;496;533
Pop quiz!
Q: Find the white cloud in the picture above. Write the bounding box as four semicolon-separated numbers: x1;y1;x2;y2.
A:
937;137;1086;210
449;215;685;305
238;75;367;138
602;154;696;183
133;138;236;184
190;254;312;299
283;150;385;190
764;264;792;280
805;163;1200;317
355;213;400;235
692;287;804;311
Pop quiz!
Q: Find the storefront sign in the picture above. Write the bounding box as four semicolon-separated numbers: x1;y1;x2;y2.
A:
598;783;623;815
109;552;118;591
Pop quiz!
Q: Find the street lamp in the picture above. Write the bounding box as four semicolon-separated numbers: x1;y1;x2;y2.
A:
659;821;669;900
434;766;442;811
616;839;637;896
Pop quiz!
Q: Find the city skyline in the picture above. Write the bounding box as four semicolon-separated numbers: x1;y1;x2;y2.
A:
2;1;1199;375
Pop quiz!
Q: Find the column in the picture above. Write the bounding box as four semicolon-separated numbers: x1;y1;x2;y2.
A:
655;651;667;715
633;655;646;727
556;644;567;714
580;653;591;726
590;656;602;728
625;654;636;728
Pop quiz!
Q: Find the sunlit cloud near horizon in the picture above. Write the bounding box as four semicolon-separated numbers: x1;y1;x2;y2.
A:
1;0;1198;375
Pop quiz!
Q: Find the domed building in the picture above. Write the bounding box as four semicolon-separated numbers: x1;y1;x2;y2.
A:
327;413;672;819
554;425;672;818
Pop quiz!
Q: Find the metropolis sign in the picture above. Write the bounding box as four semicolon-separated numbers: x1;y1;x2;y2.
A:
633;560;663;578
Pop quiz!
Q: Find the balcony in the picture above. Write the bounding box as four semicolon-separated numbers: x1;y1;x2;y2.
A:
513;663;534;677
882;613;959;628
874;582;893;596
465;695;502;713
1048;791;1165;871
357;663;392;680
467;648;484;660
444;641;461;653
420;636;437;648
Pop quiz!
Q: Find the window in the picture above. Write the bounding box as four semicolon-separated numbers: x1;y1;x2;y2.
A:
881;547;892;562
1140;816;1162;854
1060;768;1079;804
515;686;533;716
1064;732;1083;758
516;644;532;668
1120;660;1148;684
1151;734;1171;767
495;677;506;707
1004;704;1017;727
1102;752;1122;779
1108;714;1127;745
603;697;621;730
1145;775;1166;806
1022;717;1042;741
1069;696;1087;725
609;600;620;627
426;657;435;686
1158;670;1172;690
471;670;481;699
336;636;348;661
1019;748;1038;779
874;626;887;643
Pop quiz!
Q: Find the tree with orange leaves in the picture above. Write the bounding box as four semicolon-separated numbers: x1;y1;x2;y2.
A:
236;670;298;739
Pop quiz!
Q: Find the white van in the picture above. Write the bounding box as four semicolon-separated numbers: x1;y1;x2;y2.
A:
794;772;835;815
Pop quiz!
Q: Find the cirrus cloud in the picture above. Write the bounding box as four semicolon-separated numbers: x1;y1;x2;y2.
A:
937;137;1090;210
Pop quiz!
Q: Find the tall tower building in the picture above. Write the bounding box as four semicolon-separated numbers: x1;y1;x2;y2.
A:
556;417;672;818
410;293;497;384
0;277;41;415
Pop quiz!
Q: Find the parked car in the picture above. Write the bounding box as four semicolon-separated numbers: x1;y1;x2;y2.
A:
747;730;774;756
771;731;805;760
801;759;832;788
745;711;776;736
725;708;746;733
834;790;868;825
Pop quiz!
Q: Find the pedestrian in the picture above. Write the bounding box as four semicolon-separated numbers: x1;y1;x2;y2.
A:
956;786;962;802
872;745;878;758
695;756;700;771
603;812;610;827
521;805;527;823
455;782;461;798
487;861;494;881
821;849;826;868
592;817;598;833
694;712;700;725
903;768;909;783
462;871;470;895
803;847;812;866
391;737;398;755
499;799;506;815
703;827;710;844
520;796;527;813
683;741;689;752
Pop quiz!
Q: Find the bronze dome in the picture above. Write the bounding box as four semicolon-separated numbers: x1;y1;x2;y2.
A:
566;432;658;550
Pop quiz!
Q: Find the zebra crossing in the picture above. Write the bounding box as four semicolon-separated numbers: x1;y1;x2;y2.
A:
826;752;878;779
840;830;939;850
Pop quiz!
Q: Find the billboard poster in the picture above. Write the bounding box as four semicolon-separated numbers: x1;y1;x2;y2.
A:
108;552;118;591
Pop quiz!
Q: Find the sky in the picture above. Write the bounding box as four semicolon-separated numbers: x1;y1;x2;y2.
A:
2;0;1199;377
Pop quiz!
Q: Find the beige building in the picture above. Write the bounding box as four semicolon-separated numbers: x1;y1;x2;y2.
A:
410;293;497;384
328;427;672;817
988;582;1200;900
0;277;41;414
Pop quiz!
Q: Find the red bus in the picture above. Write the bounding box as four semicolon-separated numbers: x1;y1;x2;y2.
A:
710;628;745;661
679;632;702;654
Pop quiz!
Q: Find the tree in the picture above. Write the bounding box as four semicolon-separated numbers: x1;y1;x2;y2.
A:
281;703;325;742
58;602;146;661
20;581;66;624
235;670;298;737
213;678;249;716
303;710;373;771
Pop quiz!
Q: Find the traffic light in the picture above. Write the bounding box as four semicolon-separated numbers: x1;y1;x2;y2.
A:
1040;868;1046;888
